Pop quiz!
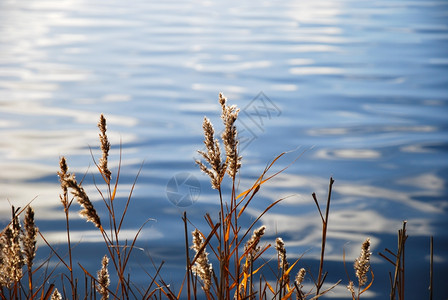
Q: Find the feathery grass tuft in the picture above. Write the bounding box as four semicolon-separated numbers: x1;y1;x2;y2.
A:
0;207;24;289
354;238;371;287
98;113;112;184
191;229;213;293
196;116;227;190
96;255;110;300
60;172;102;229
219;92;241;179
345;238;373;300
50;288;62;300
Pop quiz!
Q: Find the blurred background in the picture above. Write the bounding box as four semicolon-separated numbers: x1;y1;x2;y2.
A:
1;0;447;298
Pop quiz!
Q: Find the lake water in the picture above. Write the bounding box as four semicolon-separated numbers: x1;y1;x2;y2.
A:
1;0;447;298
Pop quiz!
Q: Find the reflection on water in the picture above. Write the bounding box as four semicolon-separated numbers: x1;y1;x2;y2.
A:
1;0;447;298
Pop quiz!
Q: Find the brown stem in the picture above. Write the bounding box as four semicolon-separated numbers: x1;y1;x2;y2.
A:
315;177;334;296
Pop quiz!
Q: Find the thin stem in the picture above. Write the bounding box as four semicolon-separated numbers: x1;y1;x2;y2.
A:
429;236;433;300
218;187;225;300
315;177;334;296
183;212;191;300
64;208;76;300
232;177;240;300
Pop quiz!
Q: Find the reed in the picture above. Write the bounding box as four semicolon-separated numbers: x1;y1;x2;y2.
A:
345;238;373;300
0;207;23;293
187;94;344;300
379;221;408;300
96;255;110;300
0;93;438;299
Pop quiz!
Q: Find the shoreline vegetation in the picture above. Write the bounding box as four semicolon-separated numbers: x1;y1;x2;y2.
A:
0;93;434;299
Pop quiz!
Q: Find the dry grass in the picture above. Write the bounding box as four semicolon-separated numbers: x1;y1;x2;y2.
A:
0;93;437;299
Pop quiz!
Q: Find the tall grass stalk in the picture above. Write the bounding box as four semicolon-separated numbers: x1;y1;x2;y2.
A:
379;221;408;300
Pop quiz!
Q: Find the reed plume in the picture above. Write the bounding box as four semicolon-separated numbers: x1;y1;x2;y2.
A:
23;206;38;269
50;288;62;300
57;156;69;208
23;205;38;293
295;268;305;286
0;207;24;288
238;225;266;298
295;268;306;299
191;229;213;292
59;160;102;229
196;116;227;189
219;92;241;178
244;225;266;260
347;238;372;299
96;255;110;300
98;114;111;184
347;280;355;297
275;237;290;298
275;237;289;272
354;238;371;287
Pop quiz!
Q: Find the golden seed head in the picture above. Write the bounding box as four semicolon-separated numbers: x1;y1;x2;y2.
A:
191;229;213;291
62;173;101;229
196;116;227;189
219;93;241;178
51;288;62;300
23;206;38;269
354;238;371;287
295;268;306;286
98;114;111;184
0;209;24;288
96;255;110;300
244;225;266;258
275;237;289;273
347;281;355;296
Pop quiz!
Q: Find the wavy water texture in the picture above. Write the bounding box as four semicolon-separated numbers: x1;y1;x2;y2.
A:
0;0;447;298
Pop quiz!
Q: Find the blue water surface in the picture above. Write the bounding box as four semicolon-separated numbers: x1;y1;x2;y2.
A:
1;0;447;298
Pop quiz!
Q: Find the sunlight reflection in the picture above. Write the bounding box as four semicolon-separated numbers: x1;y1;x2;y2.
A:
397;173;444;191
285;1;342;25
253;171;445;215
290;67;344;75
247;206;387;259
336;183;440;213
192;83;246;93
0;164;144;219
308;125;437;136
314;149;381;159
269;84;298;91
1;101;138;127
39;227;163;245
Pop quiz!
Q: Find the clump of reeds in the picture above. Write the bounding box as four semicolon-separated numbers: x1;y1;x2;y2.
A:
50;114;155;299
379;221;408;300
188;93;341;300
0;207;24;290
0;205;56;299
0;92;438;300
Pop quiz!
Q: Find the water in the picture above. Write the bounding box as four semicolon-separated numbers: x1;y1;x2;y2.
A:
1;0;447;298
